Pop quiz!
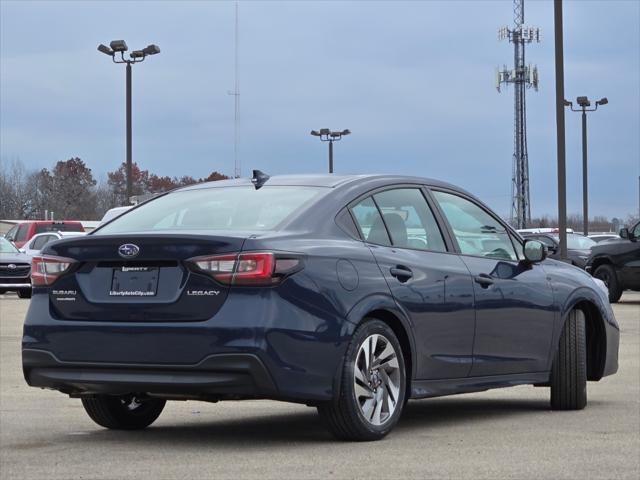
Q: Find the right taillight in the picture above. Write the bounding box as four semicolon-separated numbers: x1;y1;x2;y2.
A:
188;252;302;286
31;255;77;286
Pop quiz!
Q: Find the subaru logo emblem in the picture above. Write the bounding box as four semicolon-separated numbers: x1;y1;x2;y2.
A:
118;244;140;258
8;264;16;270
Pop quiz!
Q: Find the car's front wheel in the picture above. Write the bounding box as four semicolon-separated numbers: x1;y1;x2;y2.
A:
318;319;406;441
17;289;31;299
593;264;623;303
81;395;166;430
550;309;587;410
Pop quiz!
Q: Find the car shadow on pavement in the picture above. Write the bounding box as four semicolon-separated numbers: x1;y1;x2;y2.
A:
47;397;551;447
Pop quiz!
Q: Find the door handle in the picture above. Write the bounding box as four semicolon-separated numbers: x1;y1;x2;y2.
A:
390;266;413;282
474;273;494;288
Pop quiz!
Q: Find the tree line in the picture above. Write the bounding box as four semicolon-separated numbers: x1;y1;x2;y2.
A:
0;157;229;220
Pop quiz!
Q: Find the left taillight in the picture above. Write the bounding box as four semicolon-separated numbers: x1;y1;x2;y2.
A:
188;252;302;286
31;255;77;286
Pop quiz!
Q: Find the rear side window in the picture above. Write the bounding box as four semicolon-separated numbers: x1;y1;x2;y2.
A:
372;188;447;252
351;197;391;246
96;186;323;234
31;235;55;250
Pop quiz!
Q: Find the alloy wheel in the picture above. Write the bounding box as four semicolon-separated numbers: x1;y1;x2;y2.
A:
353;333;401;426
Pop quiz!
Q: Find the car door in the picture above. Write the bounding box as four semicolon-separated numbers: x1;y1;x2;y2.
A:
350;187;475;380
431;189;555;376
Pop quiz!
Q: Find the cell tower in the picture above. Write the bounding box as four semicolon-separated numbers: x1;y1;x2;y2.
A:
496;0;540;229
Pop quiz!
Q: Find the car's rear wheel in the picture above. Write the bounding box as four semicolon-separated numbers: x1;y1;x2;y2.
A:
550;309;587;410
17;289;31;299
81;394;166;430
318;319;406;441
593;264;623;303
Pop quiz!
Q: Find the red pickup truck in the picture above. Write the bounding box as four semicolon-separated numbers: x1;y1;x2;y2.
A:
4;221;85;248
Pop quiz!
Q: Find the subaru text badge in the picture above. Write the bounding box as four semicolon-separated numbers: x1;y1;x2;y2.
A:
118;243;140;258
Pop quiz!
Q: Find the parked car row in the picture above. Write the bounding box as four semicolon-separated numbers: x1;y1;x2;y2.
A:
4;220;84;248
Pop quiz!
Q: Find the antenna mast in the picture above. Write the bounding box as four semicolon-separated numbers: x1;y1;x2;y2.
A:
230;0;240;178
496;0;540;228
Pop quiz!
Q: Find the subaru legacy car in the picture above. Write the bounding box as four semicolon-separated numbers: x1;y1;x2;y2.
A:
22;174;619;441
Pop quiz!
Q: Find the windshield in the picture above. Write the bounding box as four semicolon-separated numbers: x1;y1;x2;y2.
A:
0;237;19;253
552;234;597;250
96;186;324;234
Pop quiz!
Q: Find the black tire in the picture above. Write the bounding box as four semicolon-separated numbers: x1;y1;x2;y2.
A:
81;395;166;430
0;290;6;295
593;264;623;303
17;289;32;299
550;309;587;410
318;319;407;441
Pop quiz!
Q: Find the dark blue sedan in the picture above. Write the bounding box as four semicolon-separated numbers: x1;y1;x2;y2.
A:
22;173;619;440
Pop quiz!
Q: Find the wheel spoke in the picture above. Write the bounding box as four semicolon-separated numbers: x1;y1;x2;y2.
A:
361;338;371;372
371;390;383;425
374;342;398;370
361;397;375;420
381;369;399;405
355;382;373;399
369;335;378;371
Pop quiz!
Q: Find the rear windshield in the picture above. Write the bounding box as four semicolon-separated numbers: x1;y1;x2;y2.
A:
95;186;324;234
35;223;84;233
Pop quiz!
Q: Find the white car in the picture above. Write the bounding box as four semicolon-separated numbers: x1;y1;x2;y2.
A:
19;231;85;256
98;206;132;226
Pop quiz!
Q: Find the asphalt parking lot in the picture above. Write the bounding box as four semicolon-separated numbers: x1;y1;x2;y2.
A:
1;293;638;480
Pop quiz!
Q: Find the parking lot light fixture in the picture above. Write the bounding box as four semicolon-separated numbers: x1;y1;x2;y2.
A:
97;40;161;205
565;95;608;236
310;128;351;174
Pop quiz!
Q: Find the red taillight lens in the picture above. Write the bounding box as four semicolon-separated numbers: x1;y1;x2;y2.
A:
31;255;77;286
189;252;301;286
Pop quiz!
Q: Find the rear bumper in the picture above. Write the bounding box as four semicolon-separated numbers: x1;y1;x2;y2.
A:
23;348;277;399
0;282;31;289
22;284;353;403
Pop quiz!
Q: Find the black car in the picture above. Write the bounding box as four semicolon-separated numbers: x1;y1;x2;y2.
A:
521;233;597;269
587;221;640;302
22;174;619;441
0;238;32;298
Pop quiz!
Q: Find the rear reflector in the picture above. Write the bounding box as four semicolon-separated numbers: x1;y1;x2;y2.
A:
188;252;301;286
31;255;77;286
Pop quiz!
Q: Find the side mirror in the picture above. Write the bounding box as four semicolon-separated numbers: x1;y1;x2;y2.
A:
18;248;26;254
523;239;546;263
619;228;630;240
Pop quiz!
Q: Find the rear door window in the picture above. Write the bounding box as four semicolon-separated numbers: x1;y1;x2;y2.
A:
372;188;447;252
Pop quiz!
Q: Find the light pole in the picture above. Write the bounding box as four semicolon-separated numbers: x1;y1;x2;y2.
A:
564;96;608;236
98;40;160;204
310;129;351;173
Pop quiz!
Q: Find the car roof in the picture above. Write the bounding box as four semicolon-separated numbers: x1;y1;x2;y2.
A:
177;174;462;191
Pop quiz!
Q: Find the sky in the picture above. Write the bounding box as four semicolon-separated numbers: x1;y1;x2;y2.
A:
1;0;638;219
